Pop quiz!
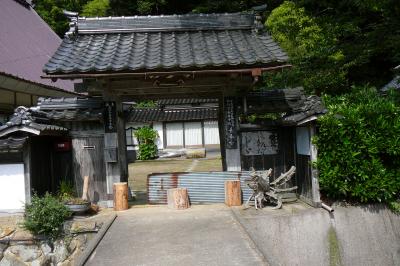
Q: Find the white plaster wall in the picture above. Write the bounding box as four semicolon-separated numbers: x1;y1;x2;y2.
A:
166;122;184;147
184;122;202;146
0;164;25;210
204;120;220;145
153;122;164;149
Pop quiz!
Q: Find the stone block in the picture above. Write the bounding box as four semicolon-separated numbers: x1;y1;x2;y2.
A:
7;244;42;262
70;221;96;233
0;227;15;239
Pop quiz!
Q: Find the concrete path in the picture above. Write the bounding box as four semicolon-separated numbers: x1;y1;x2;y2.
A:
86;205;267;266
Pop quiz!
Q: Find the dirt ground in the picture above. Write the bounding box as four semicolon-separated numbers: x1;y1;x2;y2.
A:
128;158;223;193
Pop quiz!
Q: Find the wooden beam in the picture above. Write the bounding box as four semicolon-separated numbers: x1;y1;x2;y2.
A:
41;65;293;79
119;92;223;101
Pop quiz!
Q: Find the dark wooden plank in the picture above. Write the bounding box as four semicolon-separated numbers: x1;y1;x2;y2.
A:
296;154;312;200
72;137;107;202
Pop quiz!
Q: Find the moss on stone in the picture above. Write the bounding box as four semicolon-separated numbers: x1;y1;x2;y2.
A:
328;226;342;266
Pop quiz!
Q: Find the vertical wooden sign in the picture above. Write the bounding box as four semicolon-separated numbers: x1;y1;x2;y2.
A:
103;101;117;133
224;97;237;149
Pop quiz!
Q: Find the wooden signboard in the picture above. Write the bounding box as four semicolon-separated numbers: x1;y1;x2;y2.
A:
103;101;117;133
241;131;279;155
224;97;237;149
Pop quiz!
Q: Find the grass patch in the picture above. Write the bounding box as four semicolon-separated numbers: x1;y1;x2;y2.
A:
192;158;222;172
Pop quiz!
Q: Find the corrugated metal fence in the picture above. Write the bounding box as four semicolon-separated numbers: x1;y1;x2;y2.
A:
147;171;254;204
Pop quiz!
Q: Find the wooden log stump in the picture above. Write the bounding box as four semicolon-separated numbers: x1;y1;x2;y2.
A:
185;148;206;159
113;182;129;211
225;180;241;206
167;188;190;210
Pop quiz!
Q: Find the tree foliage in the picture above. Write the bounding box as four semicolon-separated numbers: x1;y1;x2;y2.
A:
81;0;109;17
32;0;89;36
107;0;267;16
134;126;158;160
314;87;400;202
264;0;400;94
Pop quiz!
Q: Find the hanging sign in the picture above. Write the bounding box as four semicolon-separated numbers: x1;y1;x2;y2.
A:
224;97;238;149
241;131;279;156
104;101;117;133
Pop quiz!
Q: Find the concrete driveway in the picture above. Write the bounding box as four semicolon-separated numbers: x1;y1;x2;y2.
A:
86;205;267;266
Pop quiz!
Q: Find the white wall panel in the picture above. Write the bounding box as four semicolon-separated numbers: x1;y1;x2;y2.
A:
296;127;310;155
204;120;220;145
166;122;184;147
153;122;164;149
184;122;202;146
0;164;25;210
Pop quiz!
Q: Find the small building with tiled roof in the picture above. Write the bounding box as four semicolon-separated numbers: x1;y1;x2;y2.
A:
126;98;220;152
0;8;325;209
0;0;77;125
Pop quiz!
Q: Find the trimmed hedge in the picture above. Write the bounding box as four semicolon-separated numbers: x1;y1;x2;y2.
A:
314;87;400;202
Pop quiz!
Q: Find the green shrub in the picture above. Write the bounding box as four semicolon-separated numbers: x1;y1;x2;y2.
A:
23;193;71;239
388;200;400;214
134;126;158;160
314;87;400;203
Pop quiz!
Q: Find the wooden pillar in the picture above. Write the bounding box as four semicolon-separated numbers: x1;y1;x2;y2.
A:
225;180;241;206
23;140;31;204
221;97;241;171
310;124;321;206
167;188;190;210
113;182;129;211
218;97;227;171
103;85;128;195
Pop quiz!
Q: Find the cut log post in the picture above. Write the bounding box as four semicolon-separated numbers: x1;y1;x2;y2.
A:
225;180;241;206
167;188;190;210
82;175;89;201
113;182;129;211
185;148;206;159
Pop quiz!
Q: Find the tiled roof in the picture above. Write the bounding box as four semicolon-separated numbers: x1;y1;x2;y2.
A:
0;106;68;138
282;96;326;125
0;137;28;151
37;97;103;110
246;87;306;113
0;0;74;92
44;13;288;74
127;107;218;122
37;97;103;121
